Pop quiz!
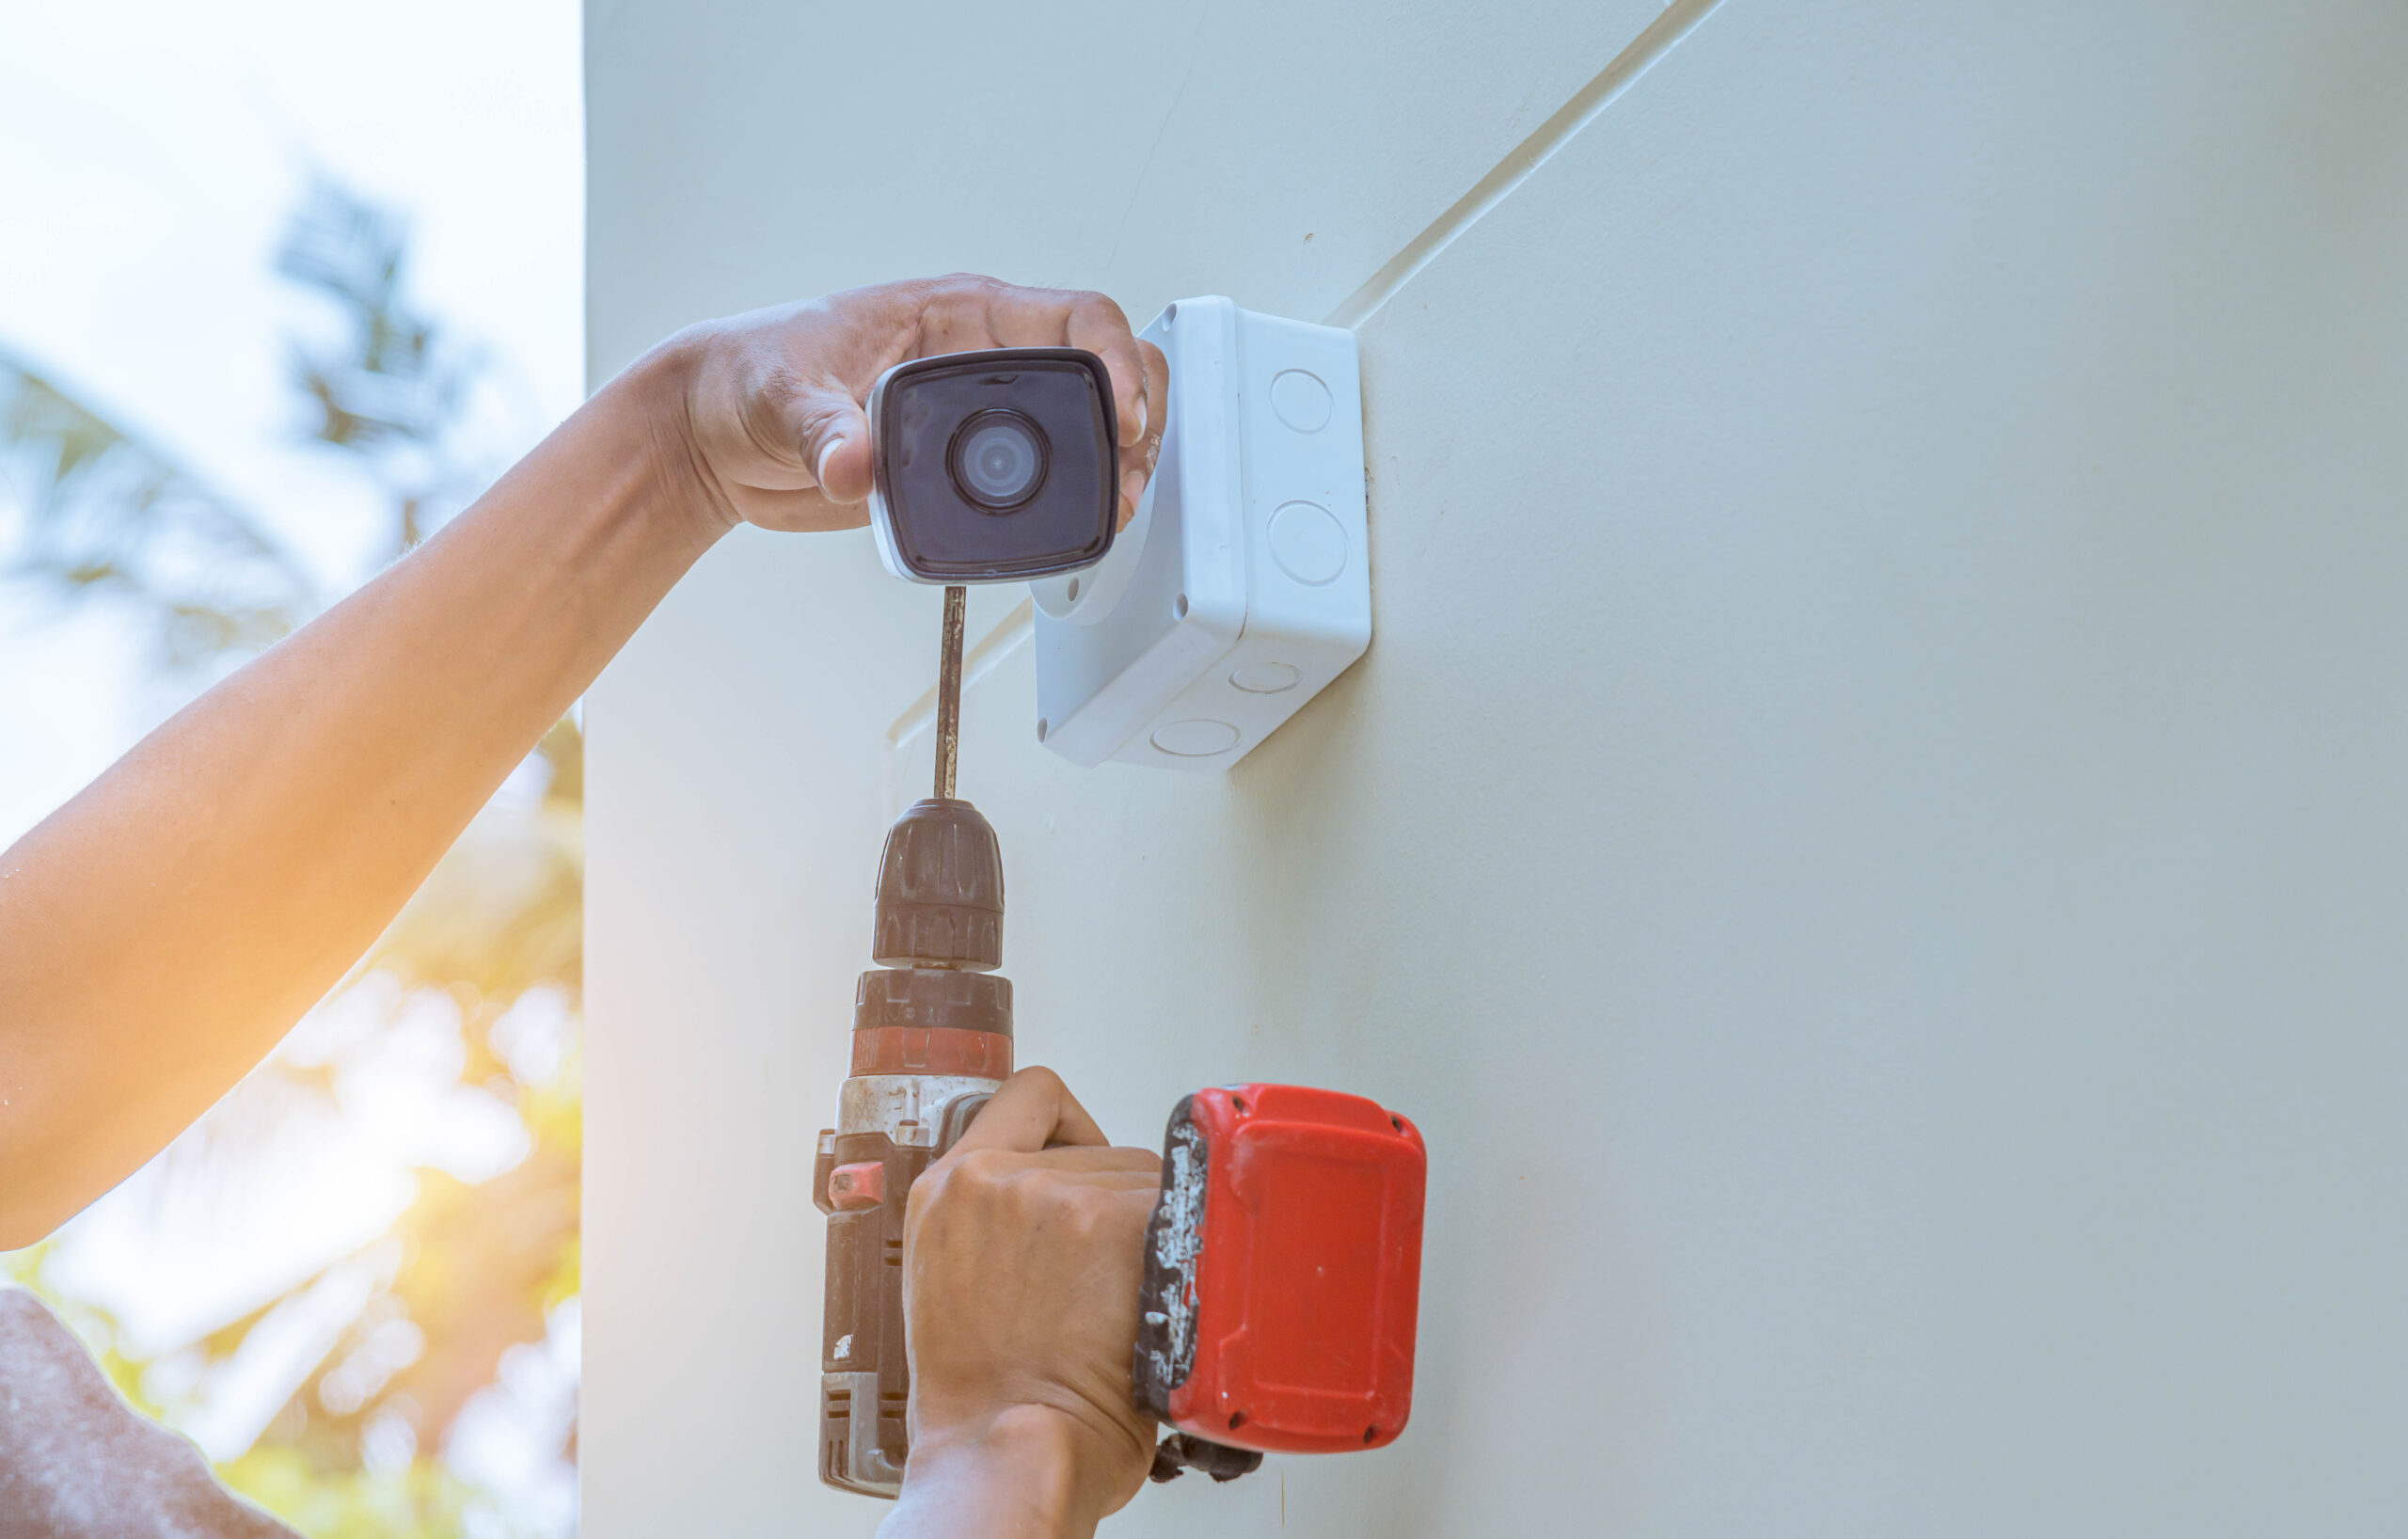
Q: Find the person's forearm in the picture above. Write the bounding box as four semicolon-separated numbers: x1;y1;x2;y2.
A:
0;339;722;1245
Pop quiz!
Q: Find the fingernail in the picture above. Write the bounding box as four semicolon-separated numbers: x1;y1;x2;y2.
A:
1131;396;1148;439
1121;468;1147;504
816;437;846;484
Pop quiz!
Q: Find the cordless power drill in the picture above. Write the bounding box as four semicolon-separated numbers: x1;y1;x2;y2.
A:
815;590;1427;1499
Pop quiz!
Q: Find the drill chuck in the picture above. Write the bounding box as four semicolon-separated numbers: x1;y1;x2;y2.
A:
870;798;1004;971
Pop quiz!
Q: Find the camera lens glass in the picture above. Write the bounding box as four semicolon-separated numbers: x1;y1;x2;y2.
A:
950;409;1049;510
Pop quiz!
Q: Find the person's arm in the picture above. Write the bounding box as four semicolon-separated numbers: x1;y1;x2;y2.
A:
886;1067;1165;1538
0;275;1166;1246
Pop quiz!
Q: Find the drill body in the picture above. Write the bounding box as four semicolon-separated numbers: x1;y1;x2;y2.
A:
814;796;1011;1498
812;592;1425;1500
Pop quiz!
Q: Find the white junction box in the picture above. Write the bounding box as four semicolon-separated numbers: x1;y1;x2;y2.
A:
1030;296;1370;770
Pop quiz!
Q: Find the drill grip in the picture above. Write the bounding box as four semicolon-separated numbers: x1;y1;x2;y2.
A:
816;1091;991;1498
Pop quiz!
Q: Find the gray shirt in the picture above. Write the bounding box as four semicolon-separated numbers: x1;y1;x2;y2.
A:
0;1288;298;1539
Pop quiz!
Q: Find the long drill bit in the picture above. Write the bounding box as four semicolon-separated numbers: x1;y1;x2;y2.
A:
934;584;966;801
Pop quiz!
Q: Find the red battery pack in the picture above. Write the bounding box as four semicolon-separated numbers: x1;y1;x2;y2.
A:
1133;1084;1426;1455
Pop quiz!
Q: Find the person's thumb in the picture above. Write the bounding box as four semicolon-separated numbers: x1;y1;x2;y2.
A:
780;383;874;502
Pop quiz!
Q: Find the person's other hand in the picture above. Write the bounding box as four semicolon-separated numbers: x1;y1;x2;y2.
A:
881;1066;1163;1539
653;274;1168;538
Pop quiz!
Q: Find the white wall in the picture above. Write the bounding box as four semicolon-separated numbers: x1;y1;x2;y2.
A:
583;2;2408;1531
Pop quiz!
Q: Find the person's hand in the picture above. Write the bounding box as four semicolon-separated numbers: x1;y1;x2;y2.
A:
881;1067;1163;1539
650;274;1168;539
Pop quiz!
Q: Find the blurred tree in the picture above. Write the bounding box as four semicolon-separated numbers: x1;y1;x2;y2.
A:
0;350;312;667
277;177;478;554
1;177;580;1539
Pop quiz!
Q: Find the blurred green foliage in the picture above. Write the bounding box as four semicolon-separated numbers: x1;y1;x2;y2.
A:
0;350;311;666
277;178;477;554
1;177;579;1536
218;1447;472;1539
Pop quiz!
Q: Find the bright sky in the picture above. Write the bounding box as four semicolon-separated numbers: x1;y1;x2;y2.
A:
0;0;584;843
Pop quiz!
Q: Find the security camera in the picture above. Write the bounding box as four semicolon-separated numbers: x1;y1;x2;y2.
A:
866;348;1120;584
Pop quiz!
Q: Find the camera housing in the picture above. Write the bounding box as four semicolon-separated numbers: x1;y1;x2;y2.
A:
1029;297;1368;772
866;348;1120;584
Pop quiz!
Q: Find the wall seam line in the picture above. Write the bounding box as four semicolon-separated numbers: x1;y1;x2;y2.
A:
890;2;1722;764
1323;0;1727;331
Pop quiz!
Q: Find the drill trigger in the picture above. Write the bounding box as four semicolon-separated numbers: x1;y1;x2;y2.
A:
935;1092;992;1157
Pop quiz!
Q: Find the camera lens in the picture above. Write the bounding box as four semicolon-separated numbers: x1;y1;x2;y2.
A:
950;410;1049;510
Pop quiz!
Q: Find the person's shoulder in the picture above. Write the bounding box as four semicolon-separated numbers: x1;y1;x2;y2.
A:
0;1286;301;1538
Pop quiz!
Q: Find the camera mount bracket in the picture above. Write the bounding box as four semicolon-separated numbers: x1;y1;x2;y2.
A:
1028;297;1370;770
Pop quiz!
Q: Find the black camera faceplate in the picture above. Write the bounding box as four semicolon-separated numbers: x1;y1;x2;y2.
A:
876;351;1117;581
